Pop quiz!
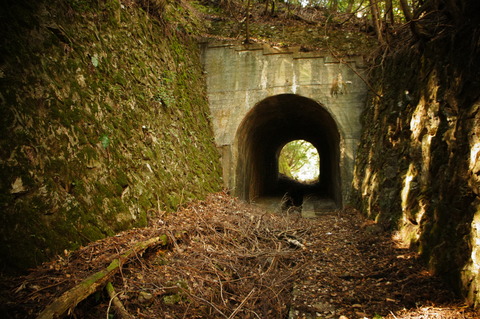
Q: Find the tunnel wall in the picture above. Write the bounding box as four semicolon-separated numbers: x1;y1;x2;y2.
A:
201;42;368;205
351;11;480;306
235;94;341;205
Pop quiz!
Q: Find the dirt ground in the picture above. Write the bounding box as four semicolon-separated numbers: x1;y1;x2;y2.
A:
1;192;478;318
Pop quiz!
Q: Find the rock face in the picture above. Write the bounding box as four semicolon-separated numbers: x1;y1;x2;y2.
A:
0;0;222;273
202;42;368;206
352;14;480;306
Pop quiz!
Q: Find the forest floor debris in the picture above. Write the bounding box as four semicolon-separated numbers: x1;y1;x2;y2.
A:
196;0;379;57
1;192;477;318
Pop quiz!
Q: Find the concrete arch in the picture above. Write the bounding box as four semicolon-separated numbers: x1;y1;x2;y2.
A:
234;94;342;207
202;42;367;207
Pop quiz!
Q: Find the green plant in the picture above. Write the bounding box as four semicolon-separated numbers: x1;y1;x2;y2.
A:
153;87;175;107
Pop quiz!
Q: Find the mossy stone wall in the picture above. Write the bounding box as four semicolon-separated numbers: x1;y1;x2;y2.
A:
0;0;222;273
352;18;480;306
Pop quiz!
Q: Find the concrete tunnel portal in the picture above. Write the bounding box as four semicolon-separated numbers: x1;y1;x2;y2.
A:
235;94;342;209
202;43;367;210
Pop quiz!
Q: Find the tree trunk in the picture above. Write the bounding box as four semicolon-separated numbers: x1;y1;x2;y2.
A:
329;0;339;12
399;0;412;21
445;0;462;24
369;0;384;43
245;0;252;43
263;0;275;16
385;0;394;25
346;0;355;13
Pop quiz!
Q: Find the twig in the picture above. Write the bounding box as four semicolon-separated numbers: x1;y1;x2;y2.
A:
337;0;366;26
25;280;69;299
228;287;256;319
330;48;383;99
181;302;192;319
105;282;132;319
188;293;229;318
212;262;228;306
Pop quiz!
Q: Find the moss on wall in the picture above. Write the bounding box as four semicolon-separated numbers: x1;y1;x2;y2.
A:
351;11;480;307
0;0;222;273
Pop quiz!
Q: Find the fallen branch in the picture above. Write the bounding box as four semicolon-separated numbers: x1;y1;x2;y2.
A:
36;235;168;319
106;281;132;319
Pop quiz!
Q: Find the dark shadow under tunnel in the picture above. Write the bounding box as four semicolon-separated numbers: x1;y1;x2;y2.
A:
235;94;342;207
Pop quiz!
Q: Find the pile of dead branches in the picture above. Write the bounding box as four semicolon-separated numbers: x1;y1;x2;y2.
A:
2;192;311;318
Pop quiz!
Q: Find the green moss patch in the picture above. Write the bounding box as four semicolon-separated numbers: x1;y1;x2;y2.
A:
0;0;222;273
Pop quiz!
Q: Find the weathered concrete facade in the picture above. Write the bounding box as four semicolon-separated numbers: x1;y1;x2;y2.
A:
201;42;367;206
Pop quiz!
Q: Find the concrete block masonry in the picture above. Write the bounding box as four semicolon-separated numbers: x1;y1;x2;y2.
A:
201;41;368;207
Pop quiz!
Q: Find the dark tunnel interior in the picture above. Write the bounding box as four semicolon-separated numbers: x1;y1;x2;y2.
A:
235;94;342;207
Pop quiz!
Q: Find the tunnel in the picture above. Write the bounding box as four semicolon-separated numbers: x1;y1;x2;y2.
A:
234;94;342;208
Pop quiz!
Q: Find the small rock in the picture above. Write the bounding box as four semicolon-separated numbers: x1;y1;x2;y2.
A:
163;293;182;305
312;301;335;313
138;291;154;304
10;177;26;194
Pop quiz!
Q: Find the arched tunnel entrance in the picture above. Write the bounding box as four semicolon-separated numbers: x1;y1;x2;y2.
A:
234;94;342;210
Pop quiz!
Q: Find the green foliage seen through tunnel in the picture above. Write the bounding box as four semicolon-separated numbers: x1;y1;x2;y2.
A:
278;140;320;183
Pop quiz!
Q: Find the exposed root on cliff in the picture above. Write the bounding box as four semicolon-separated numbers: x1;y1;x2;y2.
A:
1;192;477;318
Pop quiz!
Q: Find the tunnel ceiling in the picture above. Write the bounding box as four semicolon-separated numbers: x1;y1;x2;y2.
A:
235;94;342;205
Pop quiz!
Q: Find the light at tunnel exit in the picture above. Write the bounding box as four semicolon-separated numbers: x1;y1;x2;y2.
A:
278;140;320;183
235;94;342;207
